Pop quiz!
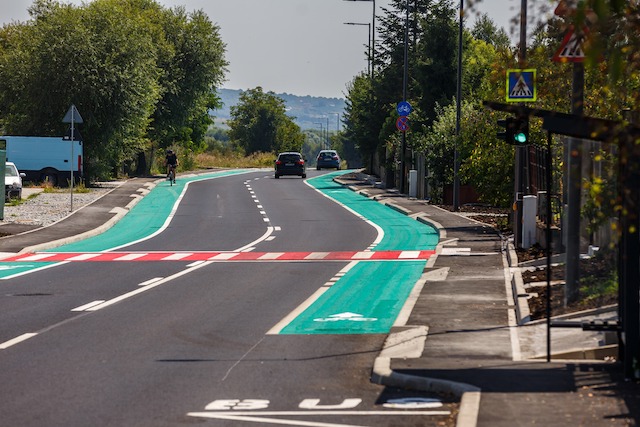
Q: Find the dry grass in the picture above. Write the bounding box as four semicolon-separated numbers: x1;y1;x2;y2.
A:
195;151;275;169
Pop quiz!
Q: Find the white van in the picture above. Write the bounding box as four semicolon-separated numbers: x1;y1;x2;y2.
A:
5;161;26;200
0;136;83;186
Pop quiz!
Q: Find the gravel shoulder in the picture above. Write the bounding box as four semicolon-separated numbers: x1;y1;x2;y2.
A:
1;185;117;228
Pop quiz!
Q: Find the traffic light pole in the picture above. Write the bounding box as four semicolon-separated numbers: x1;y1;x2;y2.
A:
513;0;527;248
564;62;585;306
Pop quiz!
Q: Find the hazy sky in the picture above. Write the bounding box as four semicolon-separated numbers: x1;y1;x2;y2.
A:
1;0;528;99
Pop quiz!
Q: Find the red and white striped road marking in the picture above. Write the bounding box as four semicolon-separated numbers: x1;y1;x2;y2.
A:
2;250;435;263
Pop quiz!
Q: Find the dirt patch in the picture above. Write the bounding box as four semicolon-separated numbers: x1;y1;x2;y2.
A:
519;249;618;320
439;205;511;233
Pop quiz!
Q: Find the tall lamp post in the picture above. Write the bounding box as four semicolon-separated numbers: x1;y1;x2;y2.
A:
330;112;340;133
343;0;375;74
315;122;324;149
344;22;372;77
400;0;409;193
453;0;463;211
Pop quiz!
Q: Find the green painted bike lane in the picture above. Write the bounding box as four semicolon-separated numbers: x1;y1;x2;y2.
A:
0;169;440;335
278;171;439;335
0;170;252;278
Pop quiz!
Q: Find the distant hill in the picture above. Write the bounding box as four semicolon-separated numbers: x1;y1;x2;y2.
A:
213;88;346;131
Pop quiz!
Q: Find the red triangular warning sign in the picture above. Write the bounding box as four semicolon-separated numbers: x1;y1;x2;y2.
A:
553;26;588;63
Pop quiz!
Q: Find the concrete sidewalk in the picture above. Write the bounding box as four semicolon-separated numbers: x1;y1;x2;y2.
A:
335;173;639;427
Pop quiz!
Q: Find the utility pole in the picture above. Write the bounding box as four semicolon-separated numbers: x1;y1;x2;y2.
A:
513;0;528;247
400;0;409;193
453;0;463;210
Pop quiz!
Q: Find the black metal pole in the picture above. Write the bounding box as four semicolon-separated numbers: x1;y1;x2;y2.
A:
453;0;462;211
546;131;553;362
400;0;409;194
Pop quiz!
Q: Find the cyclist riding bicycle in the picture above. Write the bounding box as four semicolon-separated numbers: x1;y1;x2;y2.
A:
165;149;178;180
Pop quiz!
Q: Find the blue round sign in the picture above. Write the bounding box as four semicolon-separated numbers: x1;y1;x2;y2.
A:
397;101;412;116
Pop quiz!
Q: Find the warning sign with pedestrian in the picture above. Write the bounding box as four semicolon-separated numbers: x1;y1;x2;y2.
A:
552;26;588;63
506;69;537;103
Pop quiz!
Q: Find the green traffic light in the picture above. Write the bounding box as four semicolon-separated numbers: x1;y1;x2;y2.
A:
514;132;527;144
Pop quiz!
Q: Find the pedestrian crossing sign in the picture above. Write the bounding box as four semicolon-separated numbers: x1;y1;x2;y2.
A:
506;69;537;102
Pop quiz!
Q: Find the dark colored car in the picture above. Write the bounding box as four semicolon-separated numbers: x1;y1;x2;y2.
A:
275;152;306;179
316;150;340;170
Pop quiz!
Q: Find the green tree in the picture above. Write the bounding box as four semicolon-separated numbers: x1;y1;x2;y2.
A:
470;13;510;49
343;74;377;169
413;0;458;127
0;0;228;180
227;87;304;155
147;6;227;161
0;0;162;179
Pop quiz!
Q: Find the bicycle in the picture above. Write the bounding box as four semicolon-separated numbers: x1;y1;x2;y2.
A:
167;166;176;185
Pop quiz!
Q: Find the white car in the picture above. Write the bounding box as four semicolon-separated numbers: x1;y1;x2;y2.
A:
5;161;26;200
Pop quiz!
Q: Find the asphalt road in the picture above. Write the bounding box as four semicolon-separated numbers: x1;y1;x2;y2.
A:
0;169;453;427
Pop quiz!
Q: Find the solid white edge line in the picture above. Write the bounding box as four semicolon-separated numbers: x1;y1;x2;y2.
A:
108;170;258;252
267;261;360;335
394;270;430;327
304;175;384;249
1;261;72;280
266;287;330;335
0;333;38;349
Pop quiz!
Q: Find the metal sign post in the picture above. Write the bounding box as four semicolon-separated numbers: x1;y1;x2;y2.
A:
62;104;83;212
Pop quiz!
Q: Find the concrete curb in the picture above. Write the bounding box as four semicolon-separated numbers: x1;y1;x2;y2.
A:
512;268;532;324
371;328;481;427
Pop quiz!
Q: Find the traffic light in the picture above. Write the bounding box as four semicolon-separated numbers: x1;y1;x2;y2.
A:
513;116;529;145
497;116;529;146
497;117;516;142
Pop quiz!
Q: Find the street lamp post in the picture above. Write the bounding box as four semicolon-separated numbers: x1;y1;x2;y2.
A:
344;22;372;77
453;0;463;211
326;116;330;148
330;112;340;133
343;0;375;74
315;122;324;149
400;0;409;194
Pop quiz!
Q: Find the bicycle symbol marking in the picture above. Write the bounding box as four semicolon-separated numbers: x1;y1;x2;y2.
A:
313;312;378;322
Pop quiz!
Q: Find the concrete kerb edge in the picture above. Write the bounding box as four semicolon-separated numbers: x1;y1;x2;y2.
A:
371;356;481;427
19;179;158;254
506;241;532;325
